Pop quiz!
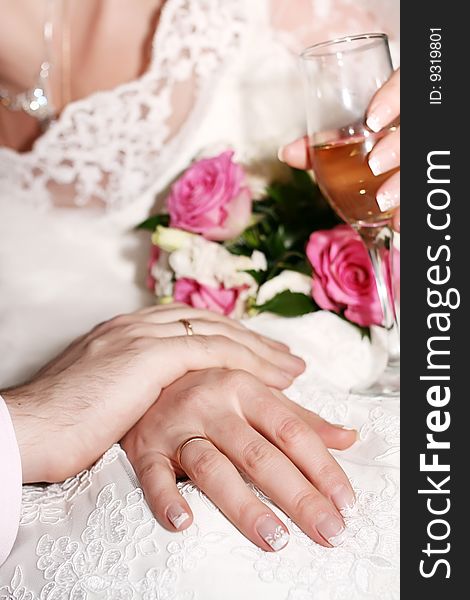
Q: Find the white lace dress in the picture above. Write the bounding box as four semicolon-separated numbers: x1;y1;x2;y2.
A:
0;1;400;597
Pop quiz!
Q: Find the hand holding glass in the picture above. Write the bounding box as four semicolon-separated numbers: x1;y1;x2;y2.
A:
301;33;399;396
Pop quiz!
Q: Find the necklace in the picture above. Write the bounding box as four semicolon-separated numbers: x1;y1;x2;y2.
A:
0;0;70;128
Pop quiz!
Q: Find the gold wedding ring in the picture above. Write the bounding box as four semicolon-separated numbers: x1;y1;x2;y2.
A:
176;436;212;467
179;318;194;336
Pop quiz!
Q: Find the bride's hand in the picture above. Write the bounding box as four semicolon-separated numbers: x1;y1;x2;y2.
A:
122;368;356;551
279;69;400;231
2;304;304;484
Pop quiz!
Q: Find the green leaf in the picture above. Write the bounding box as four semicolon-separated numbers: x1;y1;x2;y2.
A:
271;258;312;277
264;227;287;258
252;200;277;217
291;167;318;194
255;290;317;317
136;214;170;231
264;184;285;204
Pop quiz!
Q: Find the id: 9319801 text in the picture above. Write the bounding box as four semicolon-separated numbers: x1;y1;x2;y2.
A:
429;28;443;105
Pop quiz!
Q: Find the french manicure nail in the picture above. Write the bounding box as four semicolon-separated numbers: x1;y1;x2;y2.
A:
368;148;399;176
331;424;359;442
167;503;190;529
316;512;344;546
331;484;356;513
366;103;392;133
256;514;289;551
277;146;286;162
331;423;356;431
377;187;400;212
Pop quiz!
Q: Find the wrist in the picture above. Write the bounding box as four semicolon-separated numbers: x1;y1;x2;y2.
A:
2;386;56;483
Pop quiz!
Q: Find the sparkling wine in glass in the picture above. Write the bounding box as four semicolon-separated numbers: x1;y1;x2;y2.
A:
301;33;400;396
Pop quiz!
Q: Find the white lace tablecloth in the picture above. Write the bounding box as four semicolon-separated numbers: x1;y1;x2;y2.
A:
0;313;399;600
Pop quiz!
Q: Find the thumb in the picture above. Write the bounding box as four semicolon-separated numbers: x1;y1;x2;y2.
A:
278;135;310;170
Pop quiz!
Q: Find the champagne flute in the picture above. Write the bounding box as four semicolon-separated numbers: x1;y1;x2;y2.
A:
300;33;400;396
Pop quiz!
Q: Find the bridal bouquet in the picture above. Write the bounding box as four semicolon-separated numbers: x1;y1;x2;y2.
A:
139;150;393;331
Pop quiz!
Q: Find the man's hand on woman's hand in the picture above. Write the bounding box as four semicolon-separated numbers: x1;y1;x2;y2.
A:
2;304;305;483
279;69;400;231
122;368;357;552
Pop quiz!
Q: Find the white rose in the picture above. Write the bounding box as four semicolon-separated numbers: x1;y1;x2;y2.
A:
168;235;266;290
150;252;174;297
256;270;312;306
250;250;268;272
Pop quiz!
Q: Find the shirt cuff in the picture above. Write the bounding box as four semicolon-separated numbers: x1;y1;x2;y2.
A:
0;394;22;566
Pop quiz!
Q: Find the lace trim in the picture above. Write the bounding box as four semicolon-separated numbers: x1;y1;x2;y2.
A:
0;0;246;211
1;476;398;600
20;445;122;526
0;380;399;599
231;475;399;600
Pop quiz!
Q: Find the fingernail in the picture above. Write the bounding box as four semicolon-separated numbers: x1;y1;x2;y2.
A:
256;514;289;551
331;423;356;431
368;148;399;176
281;371;294;384
331;484;356;513
316;512;345;546
366;103;392;133
291;356;306;372
167;503;190;529
331;424;359;441
294;354;306;365
277;146;286;162
377;187;400;212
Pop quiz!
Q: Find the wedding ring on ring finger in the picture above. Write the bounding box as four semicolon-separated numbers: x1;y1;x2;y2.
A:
179;319;194;336
176;436;212;468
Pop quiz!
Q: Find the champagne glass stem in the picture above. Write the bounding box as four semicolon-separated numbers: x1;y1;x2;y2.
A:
360;225;400;367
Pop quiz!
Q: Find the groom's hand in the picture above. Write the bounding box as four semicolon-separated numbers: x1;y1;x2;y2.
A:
2;304;304;484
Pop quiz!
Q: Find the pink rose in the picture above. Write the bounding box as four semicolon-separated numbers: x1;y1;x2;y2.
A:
174;278;241;316
168;151;252;241
306;225;395;327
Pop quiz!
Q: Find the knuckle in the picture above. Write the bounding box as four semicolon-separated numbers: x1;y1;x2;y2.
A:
189;448;221;481
235;497;256;524
221;337;253;364
85;336;108;355
120;323;146;339
173;385;206;408
92;314;131;337
138;461;158;485
242;439;274;472
107;314;129;329
250;331;269;351
292;489;325;517
188;334;211;354
220;369;252;390
276;417;309;447
316;461;344;489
